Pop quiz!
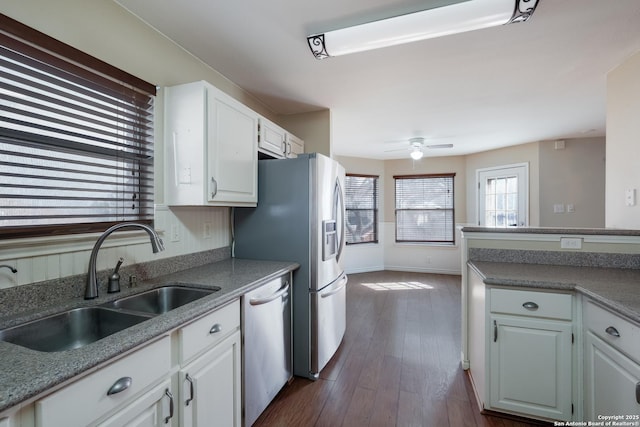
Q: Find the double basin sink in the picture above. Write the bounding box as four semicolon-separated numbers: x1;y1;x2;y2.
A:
0;284;219;352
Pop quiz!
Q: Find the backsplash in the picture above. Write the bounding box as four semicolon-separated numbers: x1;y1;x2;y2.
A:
0;246;230;321
468;248;640;269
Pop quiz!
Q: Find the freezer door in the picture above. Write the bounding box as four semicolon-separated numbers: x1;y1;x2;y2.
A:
311;273;348;377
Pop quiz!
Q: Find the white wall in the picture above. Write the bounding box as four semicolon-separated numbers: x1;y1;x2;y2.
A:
606;50;640;229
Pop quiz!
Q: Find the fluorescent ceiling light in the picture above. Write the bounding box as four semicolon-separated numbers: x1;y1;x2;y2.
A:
308;0;540;59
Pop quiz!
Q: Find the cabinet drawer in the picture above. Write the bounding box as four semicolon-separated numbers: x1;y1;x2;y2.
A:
490;288;572;320
35;336;170;427
179;299;240;363
584;300;640;362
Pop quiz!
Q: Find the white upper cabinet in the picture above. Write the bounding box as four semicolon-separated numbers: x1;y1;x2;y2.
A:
257;117;304;159
165;81;258;207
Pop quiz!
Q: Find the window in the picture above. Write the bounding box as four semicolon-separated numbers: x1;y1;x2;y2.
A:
394;174;455;244
0;14;156;239
477;163;528;227
345;174;378;244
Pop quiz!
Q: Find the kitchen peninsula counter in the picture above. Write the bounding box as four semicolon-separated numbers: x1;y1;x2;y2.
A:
468;260;640;324
0;258;299;413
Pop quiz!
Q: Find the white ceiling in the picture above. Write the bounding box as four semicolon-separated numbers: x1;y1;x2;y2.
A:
116;0;640;160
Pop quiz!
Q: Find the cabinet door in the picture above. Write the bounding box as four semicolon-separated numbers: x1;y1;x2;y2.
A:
489;315;573;420
258;118;285;158
96;380;173;427
180;330;241;427
584;331;640;421
207;87;257;206
285;133;304;158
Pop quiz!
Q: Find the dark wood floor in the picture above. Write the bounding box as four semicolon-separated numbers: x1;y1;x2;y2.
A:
254;271;545;427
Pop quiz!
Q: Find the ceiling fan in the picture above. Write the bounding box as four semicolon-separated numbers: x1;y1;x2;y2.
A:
384;137;453;160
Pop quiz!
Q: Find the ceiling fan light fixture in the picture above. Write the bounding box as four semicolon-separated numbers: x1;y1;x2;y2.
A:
410;147;424;160
307;0;539;59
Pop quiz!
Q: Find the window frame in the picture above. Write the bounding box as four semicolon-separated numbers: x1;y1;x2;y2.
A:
476;163;529;228
0;13;157;240
394;173;456;245
344;173;379;245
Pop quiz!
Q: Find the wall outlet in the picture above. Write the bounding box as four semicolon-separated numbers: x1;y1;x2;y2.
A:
203;222;213;239
566;204;575;213
560;237;582;250
170;223;180;242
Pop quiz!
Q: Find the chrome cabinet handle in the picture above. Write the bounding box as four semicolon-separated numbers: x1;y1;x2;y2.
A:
185;373;195;406
522;301;539;310
636;381;640;404
605;326;620;337
164;388;174;424
107;376;132;396
493;320;498;342
209;323;222;334
249;282;290;305
210;176;217;199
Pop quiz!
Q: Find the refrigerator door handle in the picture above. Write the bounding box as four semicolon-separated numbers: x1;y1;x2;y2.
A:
334;178;346;262
320;275;348;298
249;282;290;305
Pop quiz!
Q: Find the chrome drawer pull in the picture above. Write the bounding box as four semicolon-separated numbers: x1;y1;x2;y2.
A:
107;376;132;396
636;381;640;404
522;301;539;310
185;373;195;406
209;323;222;334
605;326;620;337
164;388;174;424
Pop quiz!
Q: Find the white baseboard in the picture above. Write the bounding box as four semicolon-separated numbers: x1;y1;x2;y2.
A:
383;265;461;275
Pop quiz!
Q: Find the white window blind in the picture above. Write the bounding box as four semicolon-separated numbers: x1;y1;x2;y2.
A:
394;174;455;244
345;174;378;244
0;13;156;239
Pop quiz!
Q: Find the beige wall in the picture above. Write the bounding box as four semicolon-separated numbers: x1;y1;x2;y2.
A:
278;110;331;157
539;137;606;227
606;50;640;229
465;142;540;226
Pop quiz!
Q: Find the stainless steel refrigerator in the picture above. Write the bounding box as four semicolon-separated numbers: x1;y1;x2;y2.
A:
234;153;347;380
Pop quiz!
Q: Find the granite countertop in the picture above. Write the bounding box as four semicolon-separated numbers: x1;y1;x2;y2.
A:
468;261;640;324
0;258;299;413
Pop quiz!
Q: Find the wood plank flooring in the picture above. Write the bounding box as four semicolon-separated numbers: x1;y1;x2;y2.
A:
254;271;544;427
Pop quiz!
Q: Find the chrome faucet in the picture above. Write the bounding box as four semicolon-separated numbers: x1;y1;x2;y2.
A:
0;265;17;274
85;223;165;299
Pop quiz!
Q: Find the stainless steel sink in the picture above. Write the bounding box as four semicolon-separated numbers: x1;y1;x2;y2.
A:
0;307;151;352
100;285;219;315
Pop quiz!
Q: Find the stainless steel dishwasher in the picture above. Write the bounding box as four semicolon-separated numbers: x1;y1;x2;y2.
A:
242;273;292;426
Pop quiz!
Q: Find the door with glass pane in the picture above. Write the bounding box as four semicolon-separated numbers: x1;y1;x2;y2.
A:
477;164;528;227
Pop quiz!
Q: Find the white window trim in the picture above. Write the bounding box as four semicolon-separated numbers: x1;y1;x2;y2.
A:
476;163;529;227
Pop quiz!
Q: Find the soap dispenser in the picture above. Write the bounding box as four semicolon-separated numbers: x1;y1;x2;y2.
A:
108;257;124;293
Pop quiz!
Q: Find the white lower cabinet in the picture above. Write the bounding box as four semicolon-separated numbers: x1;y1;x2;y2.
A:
35;336;172;427
584;300;640;421
487;288;574;421
97;380;173;427
177;300;241;427
179;331;241;426
489;315;573;419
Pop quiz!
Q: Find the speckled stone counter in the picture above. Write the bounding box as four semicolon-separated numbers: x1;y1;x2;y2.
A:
0;258;299;413
468;261;640;325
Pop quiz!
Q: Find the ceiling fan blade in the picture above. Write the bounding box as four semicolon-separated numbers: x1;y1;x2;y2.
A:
426;143;453;149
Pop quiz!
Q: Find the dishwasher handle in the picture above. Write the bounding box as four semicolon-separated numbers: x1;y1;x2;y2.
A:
249;282;290;306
